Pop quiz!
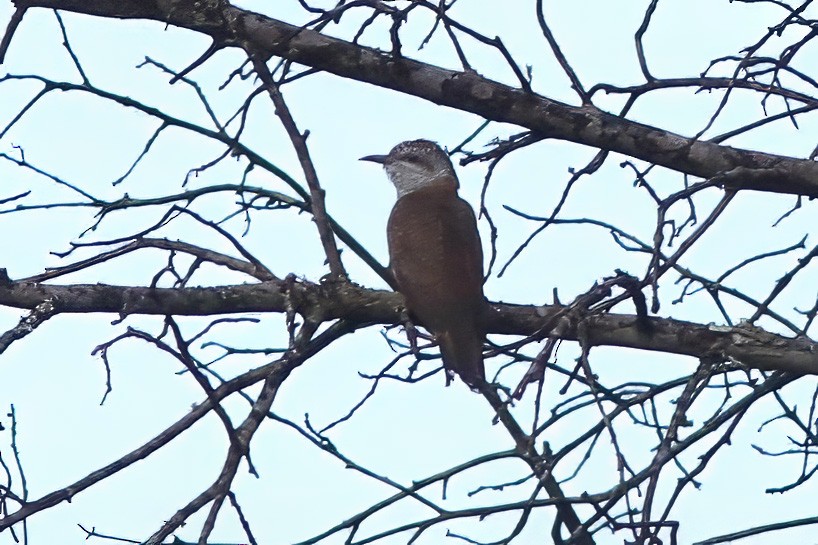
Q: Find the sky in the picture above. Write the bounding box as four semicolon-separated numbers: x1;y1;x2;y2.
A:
0;1;817;544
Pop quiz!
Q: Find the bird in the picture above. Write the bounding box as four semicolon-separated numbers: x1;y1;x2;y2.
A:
361;139;487;387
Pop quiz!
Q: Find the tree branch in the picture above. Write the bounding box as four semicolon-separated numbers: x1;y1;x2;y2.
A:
7;0;818;197
0;279;815;375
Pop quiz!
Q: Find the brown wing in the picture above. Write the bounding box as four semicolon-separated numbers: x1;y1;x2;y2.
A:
387;184;486;385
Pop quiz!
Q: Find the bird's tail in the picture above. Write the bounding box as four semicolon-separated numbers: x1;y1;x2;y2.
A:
438;327;485;387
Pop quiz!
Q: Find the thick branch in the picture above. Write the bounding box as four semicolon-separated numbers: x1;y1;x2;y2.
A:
0;279;816;376
8;0;818;197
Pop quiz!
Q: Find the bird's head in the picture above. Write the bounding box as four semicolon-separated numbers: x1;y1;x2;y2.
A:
361;139;458;197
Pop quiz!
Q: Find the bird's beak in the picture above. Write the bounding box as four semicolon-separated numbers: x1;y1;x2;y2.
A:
359;154;388;164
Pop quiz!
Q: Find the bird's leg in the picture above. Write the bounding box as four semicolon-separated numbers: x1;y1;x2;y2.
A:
400;307;420;356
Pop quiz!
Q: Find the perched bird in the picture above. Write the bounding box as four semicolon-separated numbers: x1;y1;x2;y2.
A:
361;139;487;387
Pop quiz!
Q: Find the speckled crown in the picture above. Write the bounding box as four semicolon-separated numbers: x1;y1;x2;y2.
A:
387;139;454;169
389;139;444;156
